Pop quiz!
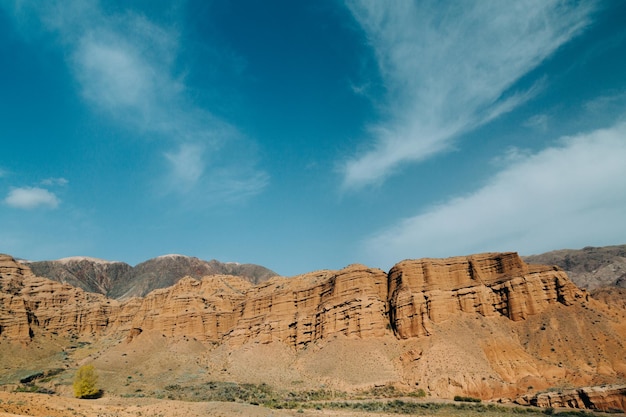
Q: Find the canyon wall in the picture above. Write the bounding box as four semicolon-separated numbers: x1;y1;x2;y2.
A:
2;252;625;409
0;255;131;343
1;252;587;346
388;252;585;338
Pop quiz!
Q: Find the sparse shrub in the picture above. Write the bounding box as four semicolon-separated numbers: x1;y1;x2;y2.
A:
14;384;53;394
453;395;481;403
408;388;427;398
73;365;100;399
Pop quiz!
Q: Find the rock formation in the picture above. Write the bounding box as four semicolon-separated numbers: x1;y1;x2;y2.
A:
0;254;131;343
127;275;251;342
388;252;584;338
0;252;605;346
2;251;625;409
517;384;626;412
227;264;389;347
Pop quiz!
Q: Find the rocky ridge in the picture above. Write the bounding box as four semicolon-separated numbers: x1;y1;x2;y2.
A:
23;255;277;299
1;251;625;408
3;253;587;348
524;244;626;289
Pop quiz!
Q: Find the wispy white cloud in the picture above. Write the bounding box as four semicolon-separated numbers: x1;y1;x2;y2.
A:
4;187;60;209
164;143;205;191
490;146;532;167
4;0;267;203
363;120;626;269
70;13;181;129
524;114;550;132
342;0;594;188
41;177;68;186
584;91;626;115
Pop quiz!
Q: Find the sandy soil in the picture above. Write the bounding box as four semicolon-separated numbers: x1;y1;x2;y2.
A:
0;391;355;417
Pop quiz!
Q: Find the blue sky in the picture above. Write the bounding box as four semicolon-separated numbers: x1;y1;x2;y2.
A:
1;0;626;276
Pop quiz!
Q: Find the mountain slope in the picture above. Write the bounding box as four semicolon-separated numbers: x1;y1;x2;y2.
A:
524;244;626;289
2;251;625;407
24;254;277;299
24;257;132;295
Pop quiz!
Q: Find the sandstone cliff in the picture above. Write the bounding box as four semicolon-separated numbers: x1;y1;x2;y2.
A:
0;254;131;343
126;275;251;342
388;252;585;338
518;384;626;412
227;264;389;347
2;251;625;408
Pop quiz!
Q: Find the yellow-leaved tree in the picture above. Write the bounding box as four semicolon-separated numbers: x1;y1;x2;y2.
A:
73;364;100;399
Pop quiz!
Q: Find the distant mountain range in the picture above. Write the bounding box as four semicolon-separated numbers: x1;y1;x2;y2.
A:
21;244;625;301
523;244;626;289
22;255;277;299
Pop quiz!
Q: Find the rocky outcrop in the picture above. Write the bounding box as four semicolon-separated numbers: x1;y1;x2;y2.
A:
388;252;585;338
518;385;626;412
1;257;389;347
0;254;133;343
0;255;34;342
2;252;588;345
2;251;626;405
127;275;251;342
227;264;389;347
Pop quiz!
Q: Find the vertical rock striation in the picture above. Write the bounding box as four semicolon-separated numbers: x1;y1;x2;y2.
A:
227;264;389;347
388;252;585;338
1;252;588;345
0;254;131;343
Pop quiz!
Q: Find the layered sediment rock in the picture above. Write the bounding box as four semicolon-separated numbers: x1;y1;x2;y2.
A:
127;275;251;342
388;253;585;338
1;257;390;347
2;252;626;408
227;264;389;347
1;252;588;345
0;254;131;343
518;385;626;412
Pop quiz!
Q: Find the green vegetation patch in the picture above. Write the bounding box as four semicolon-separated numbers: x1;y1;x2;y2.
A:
148;381;607;416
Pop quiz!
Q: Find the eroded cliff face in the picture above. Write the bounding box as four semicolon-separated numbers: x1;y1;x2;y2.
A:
518;385;626;412
127;275;251;342
388;253;585;338
227;264;389;347
0;254;131;343
2;252;625;408
0;252;592;345
0;256;390;347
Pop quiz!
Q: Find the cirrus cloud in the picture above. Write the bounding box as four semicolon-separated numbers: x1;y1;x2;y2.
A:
363;120;626;269
3;0;268;204
342;0;595;188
